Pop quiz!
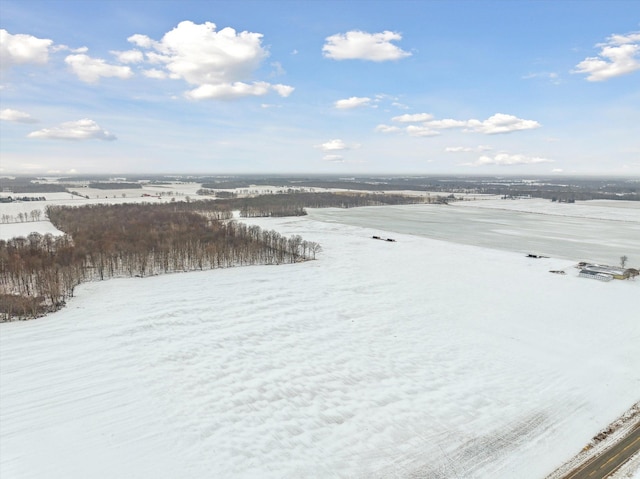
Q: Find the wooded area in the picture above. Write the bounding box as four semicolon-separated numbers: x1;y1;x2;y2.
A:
0;201;320;321
223;191;430;217
0;191;431;320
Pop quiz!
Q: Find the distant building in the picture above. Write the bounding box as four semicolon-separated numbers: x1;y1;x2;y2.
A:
578;270;613;282
577;263;636;280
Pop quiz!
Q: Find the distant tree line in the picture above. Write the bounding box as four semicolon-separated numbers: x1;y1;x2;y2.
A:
0;177;67;193
1;210;44;224
196;188;237;198
88;182;142;190
0;196;47;204
0;202;320;321
214;192;430;217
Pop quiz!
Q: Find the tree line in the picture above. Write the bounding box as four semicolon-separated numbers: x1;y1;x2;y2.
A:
1;202;320;321
1;209;44;224
216;191;430;217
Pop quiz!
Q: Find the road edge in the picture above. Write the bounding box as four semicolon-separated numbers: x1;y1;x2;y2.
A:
545;402;640;479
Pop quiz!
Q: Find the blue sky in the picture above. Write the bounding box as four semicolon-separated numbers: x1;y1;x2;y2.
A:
1;0;639;175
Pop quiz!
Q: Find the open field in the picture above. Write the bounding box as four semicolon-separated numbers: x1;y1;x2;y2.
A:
1;195;638;478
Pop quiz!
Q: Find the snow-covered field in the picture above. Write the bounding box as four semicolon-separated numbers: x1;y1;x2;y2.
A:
1;200;639;478
308;199;640;265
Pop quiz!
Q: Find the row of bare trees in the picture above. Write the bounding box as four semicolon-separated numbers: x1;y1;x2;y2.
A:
1;209;44;224
1;202;320;321
223;192;429;217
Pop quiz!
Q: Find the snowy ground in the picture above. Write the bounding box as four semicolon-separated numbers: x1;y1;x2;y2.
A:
1;201;639;478
0;221;65;240
307;199;640;265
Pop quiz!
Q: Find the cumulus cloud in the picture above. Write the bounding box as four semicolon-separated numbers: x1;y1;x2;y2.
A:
392;113;433;123
464;114;541;134
375;124;401;133
574;31;640;81
52;45;88;54
128;20;293;100
323;30;411;61
406;125;439;137
0;108;38;123
335;96;371;109
65;54;133;83
464;153;552;167
428;119;469;129
185;81;293;100
445;145;492;153
272;84;294;97
391;102;409;109
127;34;155;49
143;68;167;79
111;49;144;64
28;119;116;141
0;29;53;69
316;139;348;151
381;112;539;137
186;81;269;100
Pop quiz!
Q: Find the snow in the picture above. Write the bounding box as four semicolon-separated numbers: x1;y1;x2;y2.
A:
0;221;65;240
610;453;640;479
1;201;639;478
455;197;640;222
307;200;640;265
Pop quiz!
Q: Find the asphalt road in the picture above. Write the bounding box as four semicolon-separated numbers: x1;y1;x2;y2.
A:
562;424;640;479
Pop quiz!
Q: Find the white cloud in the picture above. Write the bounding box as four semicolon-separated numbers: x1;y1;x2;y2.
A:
323;30;411;61
143;68;168;79
335;96;371;109
0;108;38;123
464;153;552;167
445;145;492;153
427;119;468;129
28;119;116;141
551;168;564;173
316;139;348;151
186;81;270;100
465;113;541;134
392;113;433;123
128;34;155;49
128;21;293;100
323;154;344;162
406;125;440;137
0;29;53;69
52;45;88;54
376;113;541;138
154;20;264;85
185;81;293;100
375;124;401;133
65;54;133;83
272;84;294;97
574;31;640;81
111;49;144;64
383;113;539;137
